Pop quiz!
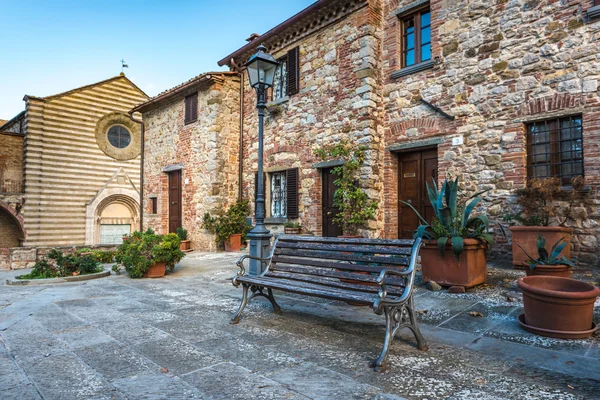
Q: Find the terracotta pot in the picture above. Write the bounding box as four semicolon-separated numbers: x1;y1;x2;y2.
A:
143;262;166;278
224;234;242;252
180;240;191;251
518;276;600;338
420;239;487;288
284;227;302;234
525;264;571;278
510;226;572;270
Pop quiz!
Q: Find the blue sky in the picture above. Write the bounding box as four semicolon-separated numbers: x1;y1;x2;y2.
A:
0;0;315;120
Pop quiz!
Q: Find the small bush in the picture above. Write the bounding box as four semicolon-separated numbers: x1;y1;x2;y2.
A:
17;249;102;280
93;250;116;263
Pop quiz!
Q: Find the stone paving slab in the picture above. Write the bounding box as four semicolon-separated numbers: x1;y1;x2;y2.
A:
0;251;598;399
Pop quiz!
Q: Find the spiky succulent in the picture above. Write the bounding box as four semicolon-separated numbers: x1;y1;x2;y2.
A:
515;233;575;269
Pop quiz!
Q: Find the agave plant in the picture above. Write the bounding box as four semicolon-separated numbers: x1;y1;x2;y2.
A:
515;233;575;269
400;177;493;261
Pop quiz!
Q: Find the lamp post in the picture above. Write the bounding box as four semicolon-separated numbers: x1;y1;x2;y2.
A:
245;44;279;275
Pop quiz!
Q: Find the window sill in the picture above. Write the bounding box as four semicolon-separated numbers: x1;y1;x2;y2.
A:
266;96;289;108
390;60;434;79
588;5;600;20
265;217;287;225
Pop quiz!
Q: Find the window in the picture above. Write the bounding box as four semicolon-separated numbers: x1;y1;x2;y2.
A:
255;168;299;219
107;125;131;149
269;47;299;101
270;172;287;217
526;115;583;185
402;8;431;67
150;197;157;214
184;92;198;124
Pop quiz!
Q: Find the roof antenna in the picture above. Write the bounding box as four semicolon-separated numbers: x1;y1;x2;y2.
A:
121;59;129;74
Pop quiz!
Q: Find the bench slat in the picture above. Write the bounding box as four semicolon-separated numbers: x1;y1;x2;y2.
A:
236;276;382;304
272;255;386;273
276;241;413;256
278;235;415;246
274;248;411;265
265;271;405;296
270;263;407;286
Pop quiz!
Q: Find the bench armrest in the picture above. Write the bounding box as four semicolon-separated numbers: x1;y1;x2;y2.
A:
232;254;271;286
373;237;423;313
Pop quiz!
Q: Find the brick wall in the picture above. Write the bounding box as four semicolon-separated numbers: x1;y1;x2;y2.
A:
0;133;24;193
241;3;386;237
142;74;241;250
0;210;21;248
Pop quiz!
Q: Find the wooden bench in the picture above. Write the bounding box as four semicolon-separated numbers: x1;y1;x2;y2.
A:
231;235;427;372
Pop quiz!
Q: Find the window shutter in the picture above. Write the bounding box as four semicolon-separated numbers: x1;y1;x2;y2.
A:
191;92;198;121
286;168;299;219
286;47;299;96
184;96;191;124
184;93;198;124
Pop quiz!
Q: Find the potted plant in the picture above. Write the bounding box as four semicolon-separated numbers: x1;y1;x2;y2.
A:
518;276;599;339
314;140;378;237
115;228;185;278
202;200;252;252
505;177;590;269
284;221;302;234
177;227;191;251
515;233;574;278
401;177;493;288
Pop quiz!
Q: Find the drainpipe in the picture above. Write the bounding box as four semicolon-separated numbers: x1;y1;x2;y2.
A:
230;57;244;201
129;111;144;231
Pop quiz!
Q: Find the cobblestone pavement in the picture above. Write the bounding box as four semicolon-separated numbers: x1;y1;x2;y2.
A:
0;252;598;400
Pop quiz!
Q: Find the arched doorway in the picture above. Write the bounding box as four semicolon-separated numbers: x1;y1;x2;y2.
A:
85;189;139;245
0;202;25;248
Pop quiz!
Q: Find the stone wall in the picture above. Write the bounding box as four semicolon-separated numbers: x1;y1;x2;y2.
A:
142;74;241;251
0;209;21;248
381;0;600;265
241;2;385;237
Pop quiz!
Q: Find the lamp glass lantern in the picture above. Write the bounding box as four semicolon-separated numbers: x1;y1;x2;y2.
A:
245;45;279;89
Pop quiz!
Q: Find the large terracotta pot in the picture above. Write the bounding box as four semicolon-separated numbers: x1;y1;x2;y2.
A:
518;276;600;339
224;234;242;252
143;262;166;278
510;226;572;270
420;239;487;288
180;240;191;251
525;264;571;278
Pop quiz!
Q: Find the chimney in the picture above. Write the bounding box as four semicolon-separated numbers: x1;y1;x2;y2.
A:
245;33;260;42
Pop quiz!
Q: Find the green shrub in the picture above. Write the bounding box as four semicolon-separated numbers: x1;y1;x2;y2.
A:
176;227;188;241
17;249;102;280
115;229;185;278
93;250;116;263
202;200;252;245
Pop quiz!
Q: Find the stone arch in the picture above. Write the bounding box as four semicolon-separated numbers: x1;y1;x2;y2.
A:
85;188;139;245
0;200;25;248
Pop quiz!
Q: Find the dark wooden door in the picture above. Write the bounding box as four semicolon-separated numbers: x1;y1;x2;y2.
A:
168;170;182;233
322;168;342;237
398;149;438;239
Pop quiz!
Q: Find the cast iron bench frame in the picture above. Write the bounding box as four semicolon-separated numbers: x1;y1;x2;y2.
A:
230;234;428;372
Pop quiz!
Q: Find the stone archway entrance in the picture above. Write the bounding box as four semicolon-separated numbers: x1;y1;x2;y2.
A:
85;189;139;245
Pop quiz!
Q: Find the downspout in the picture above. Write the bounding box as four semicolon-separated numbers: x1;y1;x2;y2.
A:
230;57;244;201
129;111;145;231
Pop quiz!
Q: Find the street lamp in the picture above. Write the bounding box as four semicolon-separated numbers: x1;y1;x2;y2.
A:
245;44;279;275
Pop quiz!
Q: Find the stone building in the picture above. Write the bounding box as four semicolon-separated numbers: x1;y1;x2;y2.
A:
133;72;241;251
0;74;148;268
216;0;600;266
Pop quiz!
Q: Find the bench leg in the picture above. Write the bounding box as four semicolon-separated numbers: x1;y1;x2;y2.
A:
406;294;428;351
373;306;395;372
231;283;250;324
249;286;281;314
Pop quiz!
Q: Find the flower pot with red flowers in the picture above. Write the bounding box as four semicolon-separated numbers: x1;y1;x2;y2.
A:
202;200;251;252
401;177;493;288
516;233;574;278
115;229;185;278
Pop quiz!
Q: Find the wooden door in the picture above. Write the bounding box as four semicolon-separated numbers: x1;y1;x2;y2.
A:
168;170;182;233
322;168;342;237
398;149;438;239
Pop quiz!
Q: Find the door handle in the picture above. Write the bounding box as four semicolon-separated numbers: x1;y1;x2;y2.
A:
327;211;332;216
